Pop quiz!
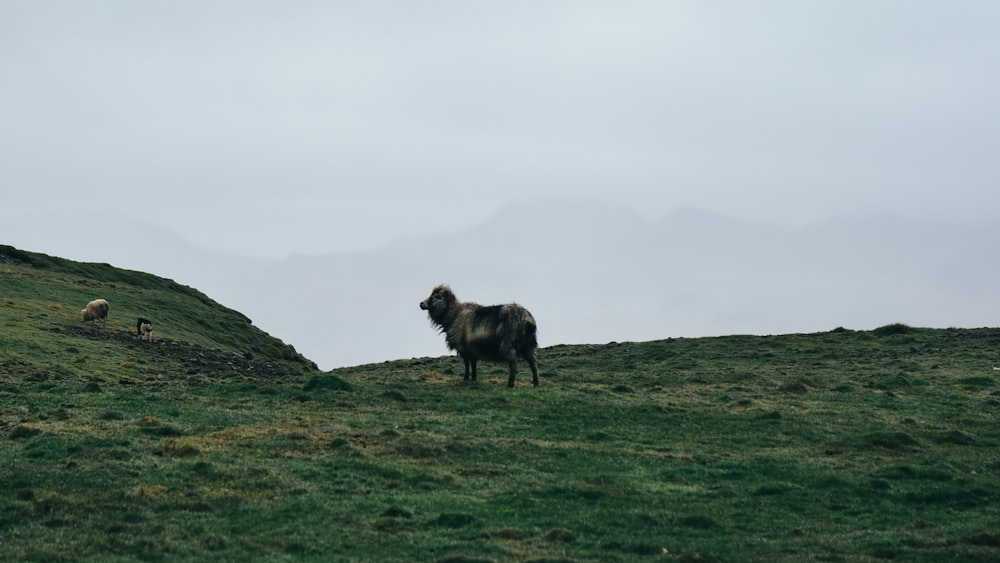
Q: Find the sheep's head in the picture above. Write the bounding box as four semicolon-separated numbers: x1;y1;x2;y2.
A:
420;284;457;323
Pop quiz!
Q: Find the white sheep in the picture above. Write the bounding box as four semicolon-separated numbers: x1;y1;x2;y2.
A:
81;299;109;323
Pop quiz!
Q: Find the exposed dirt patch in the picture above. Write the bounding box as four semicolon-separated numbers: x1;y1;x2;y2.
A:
59;324;310;378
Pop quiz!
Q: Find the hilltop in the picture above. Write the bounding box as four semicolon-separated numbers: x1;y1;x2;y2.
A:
0;244;315;382
2;245;1000;561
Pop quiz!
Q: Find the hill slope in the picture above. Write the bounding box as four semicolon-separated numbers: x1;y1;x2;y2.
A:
0;245;316;381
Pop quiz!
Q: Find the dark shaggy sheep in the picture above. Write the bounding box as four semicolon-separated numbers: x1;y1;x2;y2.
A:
420;284;539;387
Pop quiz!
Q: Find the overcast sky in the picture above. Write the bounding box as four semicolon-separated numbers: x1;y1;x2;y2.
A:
2;1;999;259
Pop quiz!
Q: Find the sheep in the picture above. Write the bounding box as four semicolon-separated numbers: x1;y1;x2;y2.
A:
81;299;109;323
136;317;153;341
420;284;539;388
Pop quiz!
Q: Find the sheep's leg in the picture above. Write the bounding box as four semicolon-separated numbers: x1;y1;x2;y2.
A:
506;350;518;388
470;358;478;381
527;353;539;387
463;357;472;381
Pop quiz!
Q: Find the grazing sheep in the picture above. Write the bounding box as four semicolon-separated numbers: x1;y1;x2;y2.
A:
420;284;539;388
136;317;153;341
81;299;109;323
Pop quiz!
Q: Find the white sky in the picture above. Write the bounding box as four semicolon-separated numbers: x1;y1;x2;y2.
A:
3;1;999;258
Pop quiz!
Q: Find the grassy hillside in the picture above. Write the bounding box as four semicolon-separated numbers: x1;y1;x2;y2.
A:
2;246;1000;561
0;245;315;381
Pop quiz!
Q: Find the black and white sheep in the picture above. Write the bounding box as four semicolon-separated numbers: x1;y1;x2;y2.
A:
420;284;539;388
136;317;153;341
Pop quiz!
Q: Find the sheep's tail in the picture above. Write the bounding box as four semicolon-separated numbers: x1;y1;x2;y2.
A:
522;314;538;348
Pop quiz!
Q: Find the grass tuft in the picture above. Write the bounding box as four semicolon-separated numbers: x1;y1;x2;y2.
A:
303;374;353;392
9;425;43;440
873;322;916;336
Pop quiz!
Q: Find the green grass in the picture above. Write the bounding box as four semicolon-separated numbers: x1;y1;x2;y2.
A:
3;245;1000;561
0;245;314;380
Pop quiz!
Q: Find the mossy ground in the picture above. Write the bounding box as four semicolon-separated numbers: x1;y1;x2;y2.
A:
2;246;999;561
